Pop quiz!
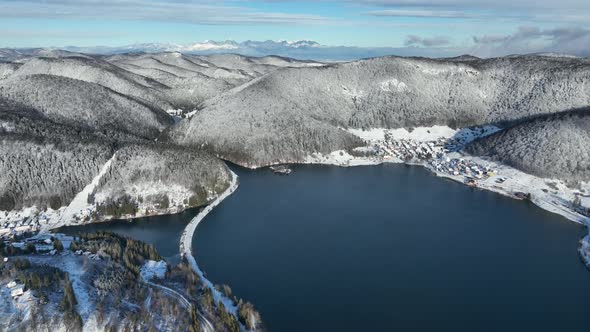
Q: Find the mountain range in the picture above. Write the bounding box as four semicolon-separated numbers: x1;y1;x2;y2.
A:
0;47;589;216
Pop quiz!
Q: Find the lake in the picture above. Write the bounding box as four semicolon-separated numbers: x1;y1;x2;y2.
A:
62;164;590;331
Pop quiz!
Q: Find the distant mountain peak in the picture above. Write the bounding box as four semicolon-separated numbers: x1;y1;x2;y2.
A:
67;40;321;55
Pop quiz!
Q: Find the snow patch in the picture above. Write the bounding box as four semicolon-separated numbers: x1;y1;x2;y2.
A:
140;260;167;281
53;153;116;229
417;64;479;77
347;126;457;143
380;78;408;92
341;85;364;99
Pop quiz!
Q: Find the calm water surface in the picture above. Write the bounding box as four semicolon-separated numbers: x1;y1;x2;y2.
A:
61;207;198;263
65;164;590;331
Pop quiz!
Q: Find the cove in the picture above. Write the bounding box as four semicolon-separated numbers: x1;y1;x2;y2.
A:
60;207;198;264
62;164;590;331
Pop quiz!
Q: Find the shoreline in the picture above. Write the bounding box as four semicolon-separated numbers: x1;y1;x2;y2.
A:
580;235;590;270
319;156;590;226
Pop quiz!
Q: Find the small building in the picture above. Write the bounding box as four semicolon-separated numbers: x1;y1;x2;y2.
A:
7;280;17;288
11;286;24;298
14;225;30;232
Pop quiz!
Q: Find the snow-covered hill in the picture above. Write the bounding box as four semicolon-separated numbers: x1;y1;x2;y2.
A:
467;109;590;183
169;55;590;167
0;74;172;139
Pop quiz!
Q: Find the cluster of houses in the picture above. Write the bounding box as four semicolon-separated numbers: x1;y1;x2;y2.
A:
4;233;73;256
0;213;52;240
428;157;497;183
364;132;498;187
373;135;447;162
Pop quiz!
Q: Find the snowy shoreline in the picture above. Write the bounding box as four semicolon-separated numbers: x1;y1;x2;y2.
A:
580;235;590;270
303;151;590;227
303;126;590;226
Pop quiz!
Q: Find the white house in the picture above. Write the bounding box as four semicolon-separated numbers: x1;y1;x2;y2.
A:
11;286;24;298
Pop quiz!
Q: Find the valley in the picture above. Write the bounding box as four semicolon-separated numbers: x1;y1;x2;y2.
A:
1;48;590;331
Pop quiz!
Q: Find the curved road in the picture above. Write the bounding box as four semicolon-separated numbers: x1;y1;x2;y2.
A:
179;170;240;315
145;281;215;332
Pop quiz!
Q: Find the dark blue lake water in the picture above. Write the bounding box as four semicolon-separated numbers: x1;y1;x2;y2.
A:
63;164;590;331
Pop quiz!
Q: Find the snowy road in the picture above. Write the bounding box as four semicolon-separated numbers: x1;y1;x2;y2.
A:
144;281;215;332
179;170;240;316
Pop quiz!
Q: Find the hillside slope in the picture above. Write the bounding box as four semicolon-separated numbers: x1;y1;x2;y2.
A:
0;74;172;139
105;52;324;110
0;110;231;216
466;110;590;183
92;143;232;215
169;55;590;167
0;113;116;211
12;56;174;110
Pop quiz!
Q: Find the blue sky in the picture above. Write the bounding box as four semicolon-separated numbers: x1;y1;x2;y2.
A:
0;0;589;56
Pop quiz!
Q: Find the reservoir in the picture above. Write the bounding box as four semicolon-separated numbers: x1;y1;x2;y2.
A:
62;164;590;331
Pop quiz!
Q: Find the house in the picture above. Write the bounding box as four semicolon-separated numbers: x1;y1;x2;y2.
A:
514;192;529;200
34;244;54;252
7;280;17;288
11;286;24;298
14;225;31;233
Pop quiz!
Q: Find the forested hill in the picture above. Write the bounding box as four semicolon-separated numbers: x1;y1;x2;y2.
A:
169;55;590;166
0;50;321;215
466;109;590;184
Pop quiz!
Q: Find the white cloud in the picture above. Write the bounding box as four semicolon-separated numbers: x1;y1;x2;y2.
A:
470;26;590;57
366;9;475;18
404;35;451;47
356;0;590;25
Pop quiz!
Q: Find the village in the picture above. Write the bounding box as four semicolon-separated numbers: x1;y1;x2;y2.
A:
0;206;84;241
0;213;48;241
363;129;499;187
